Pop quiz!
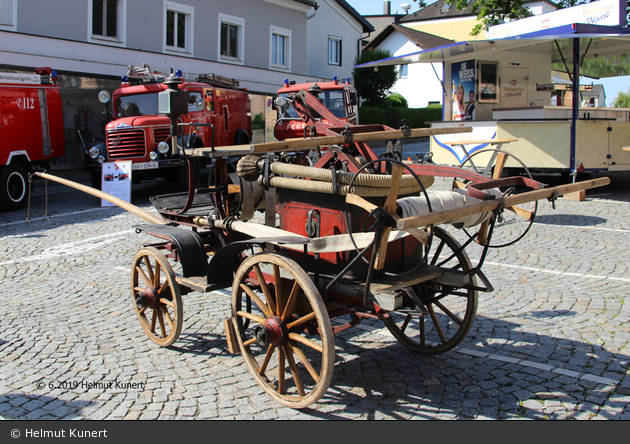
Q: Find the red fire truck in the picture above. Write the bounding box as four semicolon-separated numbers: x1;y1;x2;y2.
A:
273;76;358;141
0;68;65;211
86;65;252;188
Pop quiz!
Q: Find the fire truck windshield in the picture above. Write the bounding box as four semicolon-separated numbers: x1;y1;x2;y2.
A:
279;90;347;119
116;93;159;117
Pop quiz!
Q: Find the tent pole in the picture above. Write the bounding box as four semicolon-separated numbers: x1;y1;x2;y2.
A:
570;36;580;183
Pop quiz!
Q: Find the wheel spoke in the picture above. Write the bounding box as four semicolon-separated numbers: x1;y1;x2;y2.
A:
277;346;286;394
143;256;154;283
258;344;276;376
288;341;319;383
156;307;167;339
430;239;446;266
283;344;306;397
400;314;411;334
253;264;277;315
426;303;447;345
150;308;157;333
159;298;174;308
240;283;273;318
286;311;317;330
157;278;170;294
288;332;323;354
281;281;300;323
161;305;174;330
154;262;161;288
273;264;284;316
237;310;266;325
243;336;258;347
136;266;152;287
433;300;464;327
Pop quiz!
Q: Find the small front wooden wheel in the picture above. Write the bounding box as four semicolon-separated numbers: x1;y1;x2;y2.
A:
131;247;183;347
231;253;334;409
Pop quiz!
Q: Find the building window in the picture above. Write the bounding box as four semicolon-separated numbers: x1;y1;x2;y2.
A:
88;0;126;44
165;2;193;54
398;64;408;79
219;14;244;64
92;0;118;38
328;37;341;66
0;0;16;30
270;26;291;70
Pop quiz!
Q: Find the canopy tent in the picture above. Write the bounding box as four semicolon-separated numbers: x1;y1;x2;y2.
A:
355;23;630;79
355;23;630;177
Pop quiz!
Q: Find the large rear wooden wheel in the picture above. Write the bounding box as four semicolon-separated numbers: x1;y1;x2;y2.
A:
131;247;183;347
456;148;537;247
382;227;478;354
231;253;334;409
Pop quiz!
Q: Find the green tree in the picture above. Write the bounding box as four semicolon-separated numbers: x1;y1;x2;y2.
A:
352;49;398;107
612;89;630;108
444;0;630;36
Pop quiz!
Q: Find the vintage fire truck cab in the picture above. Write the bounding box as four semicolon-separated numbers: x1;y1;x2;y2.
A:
0;68;65;211
274;77;358;141
87;67;252;187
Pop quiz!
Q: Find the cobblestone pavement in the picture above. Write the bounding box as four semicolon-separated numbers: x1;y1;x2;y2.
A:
1;166;629;420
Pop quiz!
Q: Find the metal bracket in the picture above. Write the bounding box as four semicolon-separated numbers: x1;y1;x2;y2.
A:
341;124;353;144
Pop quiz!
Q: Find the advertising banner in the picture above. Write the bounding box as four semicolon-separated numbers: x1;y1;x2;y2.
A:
451;60;476;121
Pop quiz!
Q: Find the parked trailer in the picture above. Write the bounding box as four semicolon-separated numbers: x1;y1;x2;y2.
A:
0;68;64;211
33;86;609;409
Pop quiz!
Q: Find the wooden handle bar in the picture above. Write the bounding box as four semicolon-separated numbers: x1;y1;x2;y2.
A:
396;177;611;231
188;126;473;157
33;172;167;226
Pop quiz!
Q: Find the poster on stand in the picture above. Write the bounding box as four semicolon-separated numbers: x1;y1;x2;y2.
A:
451;60;476;121
100;161;132;207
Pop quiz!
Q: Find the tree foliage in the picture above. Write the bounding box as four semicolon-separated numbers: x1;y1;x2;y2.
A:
612;88;630;108
386;93;409;108
352;49;398;107
444;0;630;36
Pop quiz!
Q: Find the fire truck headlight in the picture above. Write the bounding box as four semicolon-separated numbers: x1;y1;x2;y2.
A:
149;151;159;161
97;155;105;164
157;141;170;154
88;146;100;159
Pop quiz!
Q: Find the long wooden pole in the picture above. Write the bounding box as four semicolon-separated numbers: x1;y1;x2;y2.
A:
188;126;473;157
396;177;611;231
33;172;166;225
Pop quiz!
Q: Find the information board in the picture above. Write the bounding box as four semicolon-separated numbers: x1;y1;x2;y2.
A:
100;161;132;207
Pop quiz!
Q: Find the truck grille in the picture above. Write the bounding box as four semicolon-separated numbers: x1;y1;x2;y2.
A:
153;127;170;144
107;130;145;159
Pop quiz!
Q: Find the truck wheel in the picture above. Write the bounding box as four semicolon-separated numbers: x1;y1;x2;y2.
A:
0;163;28;211
234;130;250;145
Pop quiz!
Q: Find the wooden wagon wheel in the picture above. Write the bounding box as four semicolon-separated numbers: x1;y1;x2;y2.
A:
231;253;334;409
130;247;183;347
210;157;242;220
382;227;478;354
455;148;537;248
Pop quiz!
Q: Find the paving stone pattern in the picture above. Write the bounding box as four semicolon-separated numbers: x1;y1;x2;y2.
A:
1;169;630;420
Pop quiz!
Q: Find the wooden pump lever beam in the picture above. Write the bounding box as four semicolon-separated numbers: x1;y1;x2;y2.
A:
396;177;611;231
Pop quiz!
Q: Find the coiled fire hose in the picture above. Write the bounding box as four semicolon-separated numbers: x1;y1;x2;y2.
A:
236;155;434;196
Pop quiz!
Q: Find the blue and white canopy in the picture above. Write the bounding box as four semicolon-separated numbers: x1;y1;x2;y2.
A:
355;23;630;78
